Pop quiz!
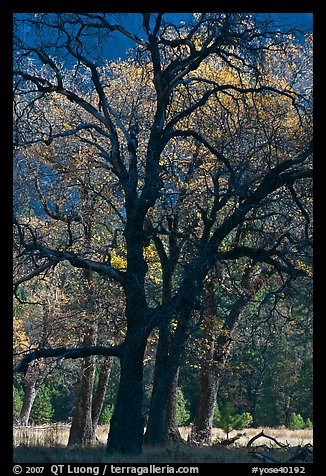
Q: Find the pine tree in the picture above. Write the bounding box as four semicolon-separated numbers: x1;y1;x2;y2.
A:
30;384;54;424
288;412;306;430
218;402;236;440
175;388;190;426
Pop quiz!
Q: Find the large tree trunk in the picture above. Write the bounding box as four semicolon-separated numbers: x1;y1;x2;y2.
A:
144;324;171;447
68;354;112;446
145;314;190;447
106;217;150;455
191;367;219;445
68;340;96;446
190;278;219;445
19;381;38;426
107;331;148;455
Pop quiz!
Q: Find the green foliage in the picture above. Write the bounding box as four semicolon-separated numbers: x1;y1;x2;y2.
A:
214;401;253;437
99;405;115;425
217;402;236;438
13;385;24;422
176;388;190;426
305;418;313;430
295;358;313;421
226;284;313;429
233;411;253;430
49;373;76;422
254;379;281;427
213;402;221;427
30;384;54;424
288;412;306;430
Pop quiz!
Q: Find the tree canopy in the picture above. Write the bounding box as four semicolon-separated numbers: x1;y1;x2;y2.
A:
13;13;312;455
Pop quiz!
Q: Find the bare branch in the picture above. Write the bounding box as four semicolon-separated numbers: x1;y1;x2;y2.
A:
17;239;126;285
218;246;306;278
13;260;58;291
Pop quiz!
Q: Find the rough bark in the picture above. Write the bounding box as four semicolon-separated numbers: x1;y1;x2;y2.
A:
107;331;148;454
166;368;183;443
19;381;39;426
191;296;249;444
68;217;100;446
191;279;219;445
69;357;112;445
145;311;191;446
68;337;97;446
191;367;219;445
106;211;151;455
144;323;170;446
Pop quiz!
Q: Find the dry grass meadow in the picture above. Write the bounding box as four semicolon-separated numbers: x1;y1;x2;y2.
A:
13;424;313;464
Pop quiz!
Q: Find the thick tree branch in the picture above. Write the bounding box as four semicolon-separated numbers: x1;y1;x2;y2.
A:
13;344;123;375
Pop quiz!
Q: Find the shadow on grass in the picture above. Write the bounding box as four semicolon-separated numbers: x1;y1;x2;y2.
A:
13;443;310;464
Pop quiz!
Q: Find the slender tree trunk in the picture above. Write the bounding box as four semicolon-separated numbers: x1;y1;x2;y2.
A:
91;358;113;436
166;367;183;443
191;297;248;445
191;267;273;444
19;381;38;426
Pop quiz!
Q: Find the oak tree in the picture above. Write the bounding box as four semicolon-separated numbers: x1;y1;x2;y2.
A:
13;13;312;454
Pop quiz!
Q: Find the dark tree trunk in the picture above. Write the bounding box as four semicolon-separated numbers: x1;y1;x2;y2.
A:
19;381;38;426
107;331;148;455
144;324;171;447
191;367;219;445
106;216;150;455
145;314;190;446
68;350;96;446
190;278;219;445
145;367;179;446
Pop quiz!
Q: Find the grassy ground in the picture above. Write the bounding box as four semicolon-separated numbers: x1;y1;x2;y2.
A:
13;424;313;464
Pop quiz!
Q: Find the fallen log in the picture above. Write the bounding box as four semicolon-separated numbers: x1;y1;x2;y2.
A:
247;430;289;448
